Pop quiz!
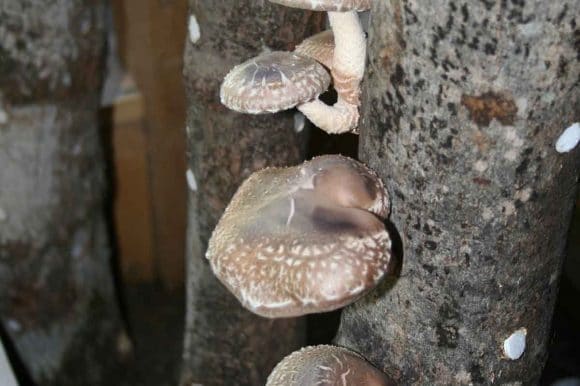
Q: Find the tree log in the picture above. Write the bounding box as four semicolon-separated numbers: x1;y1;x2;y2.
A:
182;2;325;385
336;1;580;384
0;1;127;385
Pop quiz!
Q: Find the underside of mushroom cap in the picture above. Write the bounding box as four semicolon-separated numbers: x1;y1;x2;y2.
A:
269;0;371;12
206;155;391;318
220;51;330;114
266;345;393;386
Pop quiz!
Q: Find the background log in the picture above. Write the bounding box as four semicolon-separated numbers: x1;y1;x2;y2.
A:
0;1;128;384
181;2;325;385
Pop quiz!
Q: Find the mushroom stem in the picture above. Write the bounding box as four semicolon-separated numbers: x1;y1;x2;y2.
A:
328;11;366;105
297;98;359;134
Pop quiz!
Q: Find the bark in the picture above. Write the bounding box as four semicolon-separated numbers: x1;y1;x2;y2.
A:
182;2;325;385
0;1;127;385
336;1;580;384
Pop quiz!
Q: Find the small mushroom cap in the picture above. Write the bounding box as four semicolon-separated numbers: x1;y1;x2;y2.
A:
266;345;394;386
220;51;330;114
295;30;335;69
206;155;391;318
269;0;371;12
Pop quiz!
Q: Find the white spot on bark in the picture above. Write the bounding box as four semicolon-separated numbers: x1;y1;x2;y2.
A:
500;201;516;217
503;328;527;360
294;111;305;132
515;98;528;118
188;14;201;44
555;122;580;153
515;188;532;202
504;149;518;161
482;207;494;221
0;208;7;222
474;160;488;172
186;169;198;191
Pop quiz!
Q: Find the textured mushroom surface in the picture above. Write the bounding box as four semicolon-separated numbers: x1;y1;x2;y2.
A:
269;0;371;12
206;155;391;318
295;30;335;69
220;51;330;114
266;345;393;386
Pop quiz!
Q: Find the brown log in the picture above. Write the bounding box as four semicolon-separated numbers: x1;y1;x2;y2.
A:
181;2;326;385
336;1;580;384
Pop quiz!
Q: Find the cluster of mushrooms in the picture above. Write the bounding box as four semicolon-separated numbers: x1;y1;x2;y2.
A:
211;1;394;384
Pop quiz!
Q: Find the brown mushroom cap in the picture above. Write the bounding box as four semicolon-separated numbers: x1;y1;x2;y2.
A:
269;0;371;12
266;345;394;386
295;30;335;70
206;155;391;318
220;51;330;114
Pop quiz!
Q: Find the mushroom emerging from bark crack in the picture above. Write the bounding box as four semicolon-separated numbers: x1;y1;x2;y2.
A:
270;0;371;133
206;155;392;318
266;345;394;386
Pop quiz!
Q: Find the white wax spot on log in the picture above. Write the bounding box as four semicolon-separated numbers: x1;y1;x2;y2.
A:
0;208;7;222
503;328;527;360
186;169;198;191
294;111;305;133
555;123;580;153
188;14;201;44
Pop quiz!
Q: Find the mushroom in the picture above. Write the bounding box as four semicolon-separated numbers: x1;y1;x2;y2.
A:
270;0;371;133
220;51;331;114
266;345;394;386
295;30;335;70
206;155;392;318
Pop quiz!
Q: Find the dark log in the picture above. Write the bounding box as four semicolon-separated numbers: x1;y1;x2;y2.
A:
336;1;580;384
181;2;325;385
0;1;127;385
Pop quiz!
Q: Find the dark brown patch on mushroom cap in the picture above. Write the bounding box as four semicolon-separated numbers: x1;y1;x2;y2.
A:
266;345;394;386
269;0;371;12
206;155;391;318
220;51;330;114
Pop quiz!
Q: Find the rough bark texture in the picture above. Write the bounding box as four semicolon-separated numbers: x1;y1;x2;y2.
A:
336;1;580;384
0;1;127;385
182;2;325;385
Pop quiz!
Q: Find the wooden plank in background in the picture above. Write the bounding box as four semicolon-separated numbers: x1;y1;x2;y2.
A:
111;0;187;288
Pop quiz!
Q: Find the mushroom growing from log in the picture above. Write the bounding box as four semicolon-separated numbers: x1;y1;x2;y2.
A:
206;155;392;318
220;51;330;114
269;0;371;133
266;345;394;386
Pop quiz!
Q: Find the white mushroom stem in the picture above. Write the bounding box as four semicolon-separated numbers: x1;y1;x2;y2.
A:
328;11;366;102
297;98;358;134
297;11;366;134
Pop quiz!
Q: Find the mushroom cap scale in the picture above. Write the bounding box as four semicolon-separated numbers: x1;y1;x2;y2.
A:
220;51;330;114
295;30;335;70
268;0;371;12
266;345;393;386
206;155;391;318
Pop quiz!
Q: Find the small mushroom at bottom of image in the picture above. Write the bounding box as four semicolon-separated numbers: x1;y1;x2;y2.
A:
206;154;393;318
266;345;395;386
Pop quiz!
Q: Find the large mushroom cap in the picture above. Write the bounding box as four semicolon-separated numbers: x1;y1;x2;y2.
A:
295;30;335;69
267;345;394;386
269;0;371;12
206;155;391;318
220;51;330;114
